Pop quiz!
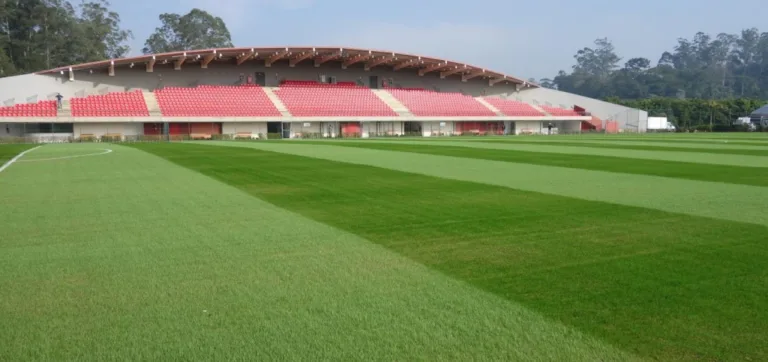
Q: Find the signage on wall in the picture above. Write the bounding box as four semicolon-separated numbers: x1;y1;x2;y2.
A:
439;122;446;127
303;123;311;127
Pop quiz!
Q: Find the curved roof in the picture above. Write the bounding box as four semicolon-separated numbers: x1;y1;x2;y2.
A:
37;46;533;87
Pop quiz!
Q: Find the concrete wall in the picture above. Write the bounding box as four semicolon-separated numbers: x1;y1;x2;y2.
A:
515;121;543;134
0;61;519;105
511;87;648;132
73;122;142;138
290;122;322;137
2;123;25;136
222;122;267;137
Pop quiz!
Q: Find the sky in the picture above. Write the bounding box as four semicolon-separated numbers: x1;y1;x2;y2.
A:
110;0;765;80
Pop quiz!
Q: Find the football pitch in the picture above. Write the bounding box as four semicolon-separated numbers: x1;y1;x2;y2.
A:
1;134;767;360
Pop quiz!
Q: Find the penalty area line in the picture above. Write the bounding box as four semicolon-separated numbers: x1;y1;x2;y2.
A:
0;146;42;174
17;148;114;163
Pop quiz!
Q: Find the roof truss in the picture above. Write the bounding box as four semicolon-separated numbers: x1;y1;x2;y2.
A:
314;51;341;67
440;65;468;79
108;61;115;76
201;51;216;68
342;52;372;69
265;49;290;67
290;50;315;67
174;53;186;70
146;56;156;72
488;76;509;86
364;54;396;71
461;69;485;82
236;49;256;65
393;58;421;71
418;62;450;76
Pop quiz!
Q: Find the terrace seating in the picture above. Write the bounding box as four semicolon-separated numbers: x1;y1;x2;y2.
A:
541;105;581;117
275;81;397;117
386;89;496;117
71;90;149;117
482;97;544;116
155;85;280;117
0;100;57;117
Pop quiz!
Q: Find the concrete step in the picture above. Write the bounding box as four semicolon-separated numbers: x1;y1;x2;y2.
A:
528;103;552;117
262;87;292;117
57;100;71;117
372;89;413;117
142;91;162;117
474;97;504;116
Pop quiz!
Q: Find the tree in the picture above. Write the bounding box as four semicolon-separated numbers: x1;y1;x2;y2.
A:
142;8;232;54
76;0;132;60
573;38;621;79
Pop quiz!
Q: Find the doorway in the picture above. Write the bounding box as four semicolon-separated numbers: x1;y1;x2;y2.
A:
369;76;379;89
282;122;292;139
254;72;266;86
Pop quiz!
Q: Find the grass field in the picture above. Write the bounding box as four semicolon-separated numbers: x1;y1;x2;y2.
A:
1;134;767;361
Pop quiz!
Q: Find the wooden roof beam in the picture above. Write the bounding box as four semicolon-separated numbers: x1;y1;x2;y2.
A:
236;49;256;65
342;51;372;69
174;53;186;70
146;56;156;73
440;65;468;79
393;57;421;71
462;69;486;82
290;50;315;67
418;61;449;76
314;50;342;67
265;48;290;67
364;54;396;71
201;50;217;68
489;76;510;86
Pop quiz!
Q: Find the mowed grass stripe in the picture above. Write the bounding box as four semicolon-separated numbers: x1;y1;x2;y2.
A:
0;143;635;361
205;141;768;227
137;143;768;361
470;139;768;156
304;140;768;186
356;139;768;168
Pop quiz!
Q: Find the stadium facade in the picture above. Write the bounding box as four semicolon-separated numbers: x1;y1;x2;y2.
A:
0;47;648;140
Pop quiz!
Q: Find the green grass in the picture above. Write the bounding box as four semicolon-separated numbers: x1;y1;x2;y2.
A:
299;140;768;186
131;142;768;361
0;144;635;361
0;144;35;165
471;139;768;156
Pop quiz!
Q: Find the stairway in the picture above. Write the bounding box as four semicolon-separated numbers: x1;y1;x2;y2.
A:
372;89;413;117
475;97;504;116
57;99;72;118
142;91;162;117
262;87;292;117
528;103;552;117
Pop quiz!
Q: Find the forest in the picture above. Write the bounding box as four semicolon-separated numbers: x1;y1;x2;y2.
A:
2;0;766;129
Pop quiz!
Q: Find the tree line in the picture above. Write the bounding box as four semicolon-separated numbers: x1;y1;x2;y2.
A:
0;0;232;77
538;31;768;101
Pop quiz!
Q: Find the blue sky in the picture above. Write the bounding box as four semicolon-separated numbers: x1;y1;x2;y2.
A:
110;0;765;80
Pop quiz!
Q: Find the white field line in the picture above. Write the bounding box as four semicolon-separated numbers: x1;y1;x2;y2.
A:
17;148;113;162
0;146;42;174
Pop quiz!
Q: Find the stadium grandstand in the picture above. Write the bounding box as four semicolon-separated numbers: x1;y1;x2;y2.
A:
0;47;648;141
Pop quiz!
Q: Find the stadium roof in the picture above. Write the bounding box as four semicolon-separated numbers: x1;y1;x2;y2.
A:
37;46;534;87
751;104;768;117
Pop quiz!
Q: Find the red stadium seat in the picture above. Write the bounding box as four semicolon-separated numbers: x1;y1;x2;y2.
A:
274;81;397;117
0;100;57;117
154;85;281;117
386;89;496;117
482;97;544;117
70;90;149;117
540;105;581;117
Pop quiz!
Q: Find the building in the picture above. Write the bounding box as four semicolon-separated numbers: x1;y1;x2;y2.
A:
750;104;768;127
0;47;648;141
